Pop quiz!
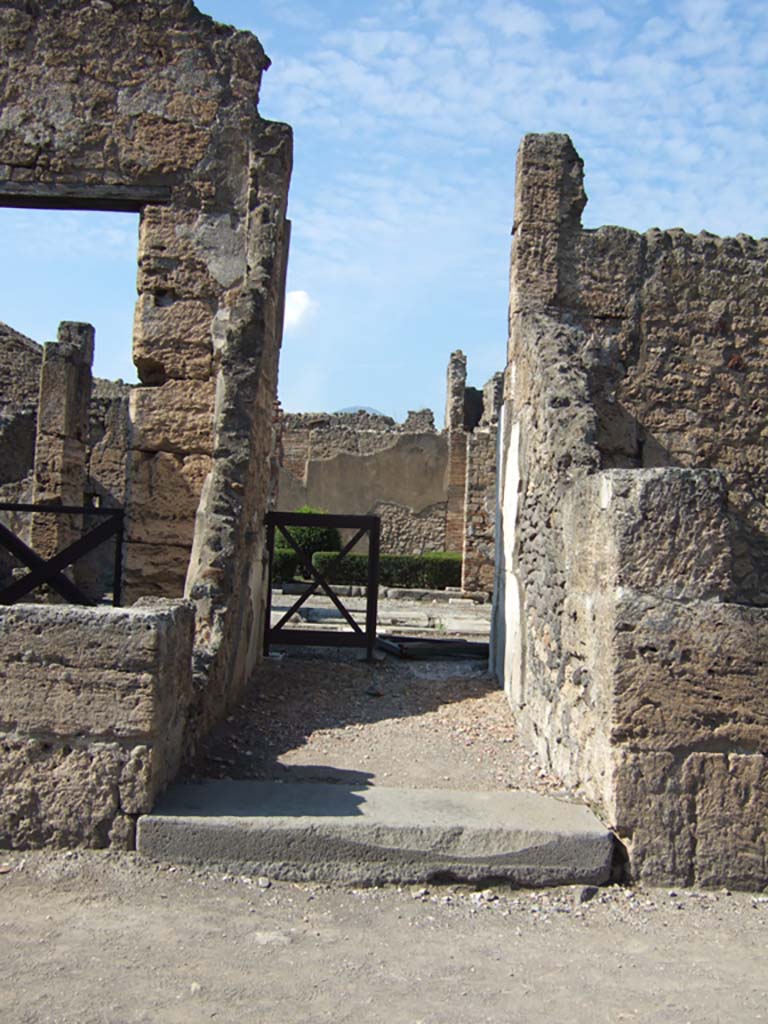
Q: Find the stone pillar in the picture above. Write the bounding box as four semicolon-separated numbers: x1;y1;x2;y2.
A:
30;322;94;559
509;132;586;316
444;350;466;431
444;351;468;552
461;372;502;593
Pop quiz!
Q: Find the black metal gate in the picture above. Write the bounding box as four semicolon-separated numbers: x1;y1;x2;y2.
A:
264;510;380;660
0;502;124;606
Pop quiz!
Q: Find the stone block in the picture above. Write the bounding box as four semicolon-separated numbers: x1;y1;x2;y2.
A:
566;469;733;601
611;594;768;751
681;752;768;889
129;379;214;455
0;603;194;740
133;294;213;384
613;749;768;889
611;749;696;884
122;540;192;599
127;450;211;547
136;206;247;299
0;737;124;848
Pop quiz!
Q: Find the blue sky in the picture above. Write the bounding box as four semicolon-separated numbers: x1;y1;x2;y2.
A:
2;0;767;424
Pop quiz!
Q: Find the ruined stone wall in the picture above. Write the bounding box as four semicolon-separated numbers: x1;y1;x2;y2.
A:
0;600;194;849
493;132;768;887
0;321;129;597
562;470;768;887
0;1;292;843
444;352;469;552
462;428;498;593
0;322;41;485
279;417;449;556
576;227;768;603
281;410;435;465
280;370;500;582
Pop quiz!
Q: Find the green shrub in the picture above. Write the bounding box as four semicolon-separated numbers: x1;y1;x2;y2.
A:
418;551;464;589
272;547;298;583
312;551;462;590
275;505;342;562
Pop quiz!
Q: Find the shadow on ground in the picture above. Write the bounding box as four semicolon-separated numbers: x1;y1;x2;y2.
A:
184;647;498;784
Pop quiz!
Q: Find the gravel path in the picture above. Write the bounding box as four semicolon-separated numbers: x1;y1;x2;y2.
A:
186;649;567;797
1;851;767;1024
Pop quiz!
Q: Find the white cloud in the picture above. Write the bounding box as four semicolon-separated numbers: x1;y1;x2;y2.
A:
284;290;317;332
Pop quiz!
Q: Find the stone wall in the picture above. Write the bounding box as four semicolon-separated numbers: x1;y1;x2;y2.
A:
493;132;768;888
0;322;41;485
0;600;194;849
279;367;502;581
0;321;130;598
462;427;498;593
562;470;768;887
0;0;292;844
29;322;94;563
279;417;449;556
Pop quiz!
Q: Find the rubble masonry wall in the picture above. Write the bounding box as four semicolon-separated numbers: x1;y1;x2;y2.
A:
278;411;449;555
493;133;768;887
0;0;291;844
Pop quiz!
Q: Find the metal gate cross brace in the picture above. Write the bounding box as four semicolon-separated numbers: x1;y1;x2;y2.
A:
264;511;380;661
0;503;124;606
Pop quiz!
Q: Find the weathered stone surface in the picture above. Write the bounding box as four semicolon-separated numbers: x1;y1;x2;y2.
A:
374;499;448;555
510;133;586;310
611;595;768;752
30;322;94;561
0;603;194;739
0;738;124;849
129;380;215;455
0;322;41;486
136;207;230;303
0;0;295;848
613;750;768;890
495;133;768;888
124;542;194;600
462;427;498;593
566;469;734;602
133;295;213;384
0;600;194;848
444;350;467;432
127;451;211;547
279;356;500;580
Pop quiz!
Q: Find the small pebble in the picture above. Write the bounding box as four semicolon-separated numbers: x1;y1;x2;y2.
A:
577;885;599;904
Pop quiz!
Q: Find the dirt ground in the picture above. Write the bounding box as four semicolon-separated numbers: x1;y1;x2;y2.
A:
186;649;567;796
1;850;767;1024
4;649;766;1022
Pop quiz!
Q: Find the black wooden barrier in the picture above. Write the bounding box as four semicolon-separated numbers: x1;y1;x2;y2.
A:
264;510;380;661
0;502;124;607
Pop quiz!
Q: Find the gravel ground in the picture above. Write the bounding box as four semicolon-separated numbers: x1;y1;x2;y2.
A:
1;850;767;1024
186;649;567;796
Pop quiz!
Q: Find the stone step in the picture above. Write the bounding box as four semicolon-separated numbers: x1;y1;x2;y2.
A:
137;780;615;887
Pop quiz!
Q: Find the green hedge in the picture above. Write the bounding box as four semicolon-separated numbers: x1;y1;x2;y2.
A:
272;548;299;582
275;505;341;561
312;551;462;590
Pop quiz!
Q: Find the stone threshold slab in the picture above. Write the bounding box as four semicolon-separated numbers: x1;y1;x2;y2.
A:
137;780;614;887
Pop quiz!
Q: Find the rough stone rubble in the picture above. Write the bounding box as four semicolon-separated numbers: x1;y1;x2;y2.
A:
493;133;768;889
0;5;765;894
278;351;502;592
0;0;291;846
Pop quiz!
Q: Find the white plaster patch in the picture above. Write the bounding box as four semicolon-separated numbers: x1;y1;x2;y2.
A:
178;214;246;289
